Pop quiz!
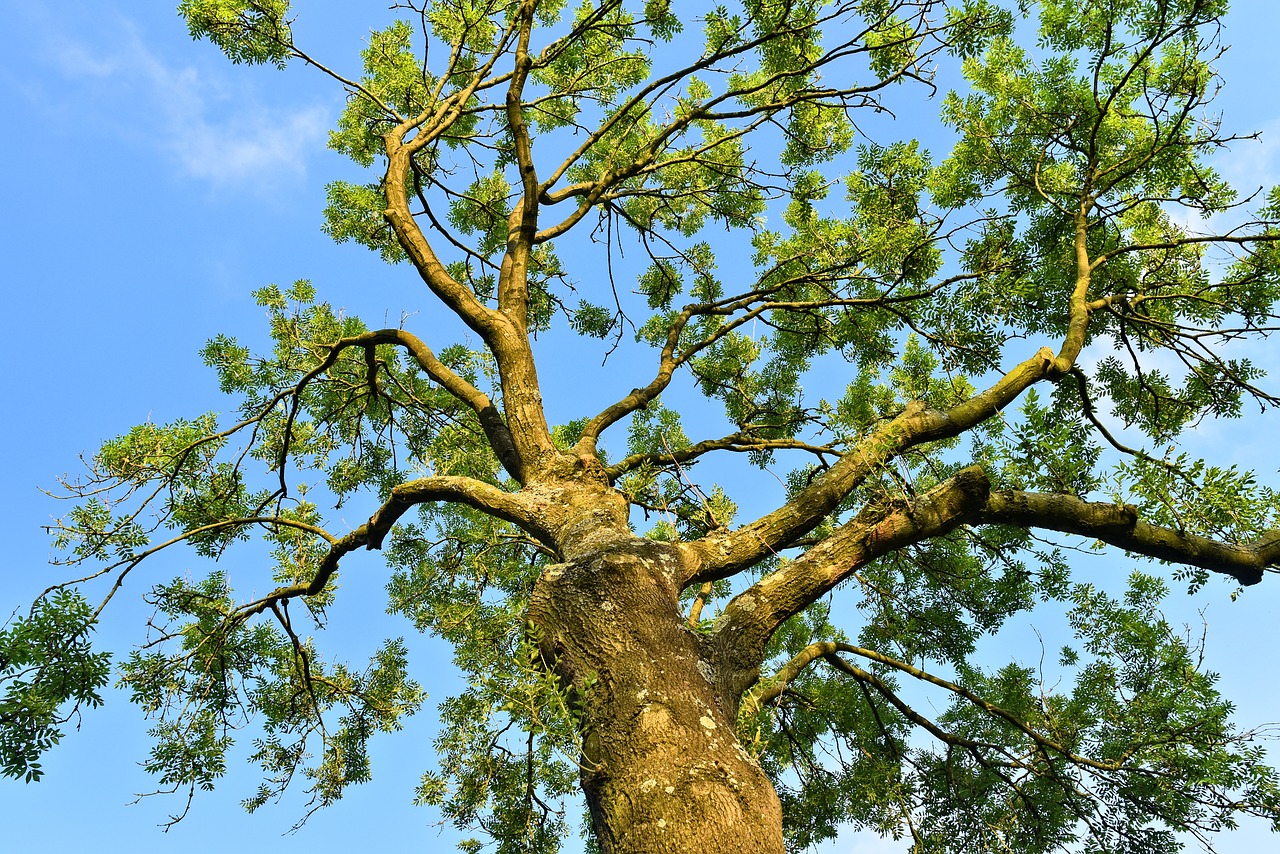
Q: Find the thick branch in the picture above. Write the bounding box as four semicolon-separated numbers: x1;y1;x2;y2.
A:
1049;207;1093;376
386;129;556;476
681;345;1060;585
376;13;524;342
347;329;524;480
711;466;992;684
497;2;540;329
980;490;1280;586
384;140;506;345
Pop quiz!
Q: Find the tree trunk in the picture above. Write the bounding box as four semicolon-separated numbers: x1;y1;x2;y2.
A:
529;538;784;854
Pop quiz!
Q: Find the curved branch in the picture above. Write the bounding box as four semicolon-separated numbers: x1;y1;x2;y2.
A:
384;137;508;344
364;475;538;549
1089;231;1280;271
744;640;1127;774
710;466;992;687
581;261;977;457
287;44;402;124
530;3;965;249
387;107;560;476
681;345;1060;585
237;474;538;621
38;515;340;621
367;329;524;481
497;2;540;329
269;328;525;482
379;18;525;346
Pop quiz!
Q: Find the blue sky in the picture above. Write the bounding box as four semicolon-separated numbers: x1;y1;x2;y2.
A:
2;2;1279;852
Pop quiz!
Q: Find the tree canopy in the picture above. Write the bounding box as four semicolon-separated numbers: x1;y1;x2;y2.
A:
5;1;1280;852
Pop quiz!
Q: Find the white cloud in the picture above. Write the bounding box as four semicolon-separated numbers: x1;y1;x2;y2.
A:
46;21;329;189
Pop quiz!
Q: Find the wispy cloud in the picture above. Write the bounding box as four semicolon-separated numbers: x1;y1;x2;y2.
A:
44;19;329;190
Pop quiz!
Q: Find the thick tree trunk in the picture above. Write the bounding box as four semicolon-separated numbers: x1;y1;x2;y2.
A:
529;538;784;854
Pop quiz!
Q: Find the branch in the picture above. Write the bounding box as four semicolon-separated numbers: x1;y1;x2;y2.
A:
680;345;1060;585
743;640;1128;775
710;466;992;685
1049;207;1094;376
379;18;526;347
533;3;952;239
383;145;508;346
979;490;1280;586
236;474;537;621
1089;231;1280;271
607;432;837;480
385;101;558;474
346;329;524;480
496;2;540;329
364;476;538;550
45;516;338;621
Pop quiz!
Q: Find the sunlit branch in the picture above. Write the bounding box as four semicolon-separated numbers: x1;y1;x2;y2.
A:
978;490;1280;586
581;265;963;454
411;161;505;274
497;1;540;328
536;3;855;195
1084;2;1189;173
381;16;527;346
686;582;714;627
235;473;536;622
682;342;1065;584
533;113;786;243
709;467;991;686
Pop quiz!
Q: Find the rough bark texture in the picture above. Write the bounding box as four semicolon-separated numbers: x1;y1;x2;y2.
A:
529;530;784;854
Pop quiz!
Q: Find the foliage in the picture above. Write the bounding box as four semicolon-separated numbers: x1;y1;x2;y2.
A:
0;591;111;782
11;0;1280;852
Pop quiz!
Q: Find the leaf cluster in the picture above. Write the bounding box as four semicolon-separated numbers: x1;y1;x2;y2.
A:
0;592;111;783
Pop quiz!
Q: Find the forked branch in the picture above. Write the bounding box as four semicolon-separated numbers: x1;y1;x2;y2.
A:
710;466;992;683
714;472;1280;684
681;345;1063;585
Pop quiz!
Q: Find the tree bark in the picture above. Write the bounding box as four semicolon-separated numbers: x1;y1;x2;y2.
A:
529;537;784;854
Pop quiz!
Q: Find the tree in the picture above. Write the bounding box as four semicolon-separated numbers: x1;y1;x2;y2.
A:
5;0;1280;851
